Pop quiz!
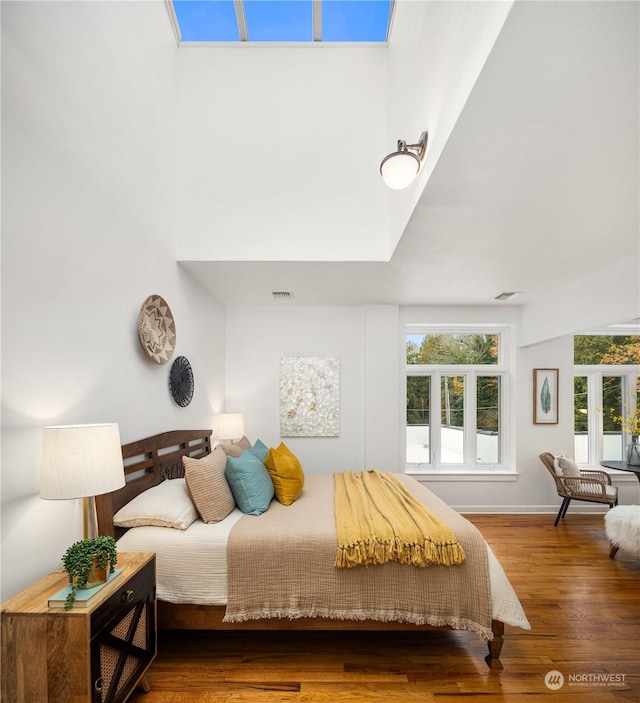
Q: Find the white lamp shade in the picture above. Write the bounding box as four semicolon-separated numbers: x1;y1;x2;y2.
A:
380;150;421;190
40;424;125;499
217;413;245;440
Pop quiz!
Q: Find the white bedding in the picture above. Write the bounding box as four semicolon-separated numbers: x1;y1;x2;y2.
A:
117;511;530;630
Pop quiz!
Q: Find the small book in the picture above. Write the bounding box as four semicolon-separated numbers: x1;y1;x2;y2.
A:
48;569;123;608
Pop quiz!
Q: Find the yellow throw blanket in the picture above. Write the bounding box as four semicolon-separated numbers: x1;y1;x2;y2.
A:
334;470;466;568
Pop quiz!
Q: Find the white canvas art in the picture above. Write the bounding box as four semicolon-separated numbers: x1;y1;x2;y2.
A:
280;357;340;437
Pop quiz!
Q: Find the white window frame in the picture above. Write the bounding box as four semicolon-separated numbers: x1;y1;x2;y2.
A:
574;365;640;466
405;324;513;474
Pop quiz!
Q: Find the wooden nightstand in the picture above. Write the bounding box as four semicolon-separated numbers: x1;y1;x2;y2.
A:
1;552;156;703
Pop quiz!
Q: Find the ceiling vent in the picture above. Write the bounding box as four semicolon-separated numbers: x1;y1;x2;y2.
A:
272;291;294;300
492;291;523;301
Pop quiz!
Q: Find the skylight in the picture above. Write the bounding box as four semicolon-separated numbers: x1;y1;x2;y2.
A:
170;0;394;44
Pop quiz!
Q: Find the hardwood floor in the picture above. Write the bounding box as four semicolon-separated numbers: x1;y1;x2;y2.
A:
130;514;639;702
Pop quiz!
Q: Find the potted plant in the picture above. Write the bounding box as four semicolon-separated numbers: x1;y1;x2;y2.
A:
61;536;118;609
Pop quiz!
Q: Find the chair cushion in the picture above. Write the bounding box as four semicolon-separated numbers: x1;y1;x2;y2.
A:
566;479;617;501
605;485;618;501
554;455;581;477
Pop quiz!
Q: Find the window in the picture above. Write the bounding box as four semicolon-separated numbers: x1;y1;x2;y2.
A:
573;335;640;464
406;328;508;470
170;0;394;44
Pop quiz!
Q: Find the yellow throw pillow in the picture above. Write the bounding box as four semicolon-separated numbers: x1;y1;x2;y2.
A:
264;442;305;506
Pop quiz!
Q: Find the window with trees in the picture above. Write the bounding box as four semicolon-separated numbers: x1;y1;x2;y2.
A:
406;329;507;470
574;335;640;464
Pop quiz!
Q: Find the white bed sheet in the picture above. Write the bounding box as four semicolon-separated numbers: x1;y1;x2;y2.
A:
117;512;530;630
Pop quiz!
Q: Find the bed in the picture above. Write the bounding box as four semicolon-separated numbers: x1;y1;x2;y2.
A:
95;429;530;669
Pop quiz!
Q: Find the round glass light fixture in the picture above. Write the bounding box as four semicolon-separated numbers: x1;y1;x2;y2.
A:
380;131;428;190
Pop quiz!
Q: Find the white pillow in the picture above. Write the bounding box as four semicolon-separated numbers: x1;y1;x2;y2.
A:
113;478;198;530
553;454;581;477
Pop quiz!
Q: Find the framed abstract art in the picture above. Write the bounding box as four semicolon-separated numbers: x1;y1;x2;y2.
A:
279;357;340;437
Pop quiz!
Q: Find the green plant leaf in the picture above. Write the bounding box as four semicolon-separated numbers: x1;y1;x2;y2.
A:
541;377;551;414
61;536;118;609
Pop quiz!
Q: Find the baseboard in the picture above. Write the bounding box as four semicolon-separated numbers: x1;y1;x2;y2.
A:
456;504;612;514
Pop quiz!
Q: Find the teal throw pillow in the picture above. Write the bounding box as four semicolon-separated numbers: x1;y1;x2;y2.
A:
225;451;274;516
247;438;269;463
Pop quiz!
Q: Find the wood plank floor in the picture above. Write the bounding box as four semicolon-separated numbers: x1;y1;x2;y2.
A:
129;514;640;702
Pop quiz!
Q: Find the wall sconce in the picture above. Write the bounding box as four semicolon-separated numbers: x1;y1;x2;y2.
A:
380;131;428;190
217;413;245;443
40;424;125;539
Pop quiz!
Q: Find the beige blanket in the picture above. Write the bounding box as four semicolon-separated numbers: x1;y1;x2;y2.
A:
224;474;493;639
334;470;466;568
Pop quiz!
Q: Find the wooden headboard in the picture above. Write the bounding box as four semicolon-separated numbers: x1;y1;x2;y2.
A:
95;429;212;539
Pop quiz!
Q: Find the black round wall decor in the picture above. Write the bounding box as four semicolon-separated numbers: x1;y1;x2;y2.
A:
169;356;194;407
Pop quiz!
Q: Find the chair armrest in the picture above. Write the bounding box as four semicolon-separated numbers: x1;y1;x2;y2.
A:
580;470;612;484
560;475;609;500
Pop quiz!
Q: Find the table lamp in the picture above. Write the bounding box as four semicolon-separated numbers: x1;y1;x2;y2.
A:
40;423;125;539
217;413;245;443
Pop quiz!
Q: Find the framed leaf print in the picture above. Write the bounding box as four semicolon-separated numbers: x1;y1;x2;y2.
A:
533;368;558;424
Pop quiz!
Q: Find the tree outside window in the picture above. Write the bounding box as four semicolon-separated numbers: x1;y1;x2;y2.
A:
573;335;640;463
406;331;504;468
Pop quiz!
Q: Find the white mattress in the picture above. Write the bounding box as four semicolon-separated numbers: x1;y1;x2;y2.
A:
117;513;531;630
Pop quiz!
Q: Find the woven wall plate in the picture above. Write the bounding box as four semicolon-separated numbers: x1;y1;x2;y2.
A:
169;356;194;407
137;294;176;365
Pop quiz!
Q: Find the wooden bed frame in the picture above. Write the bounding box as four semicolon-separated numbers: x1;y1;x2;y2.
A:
95;429;505;669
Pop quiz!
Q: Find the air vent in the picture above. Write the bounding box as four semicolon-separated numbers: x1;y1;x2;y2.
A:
272;291;293;299
492;291;523;301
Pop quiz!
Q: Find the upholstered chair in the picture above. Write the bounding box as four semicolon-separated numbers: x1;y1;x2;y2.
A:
539;452;618;526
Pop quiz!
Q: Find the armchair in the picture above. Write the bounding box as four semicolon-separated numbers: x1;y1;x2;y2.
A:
539;452;618;526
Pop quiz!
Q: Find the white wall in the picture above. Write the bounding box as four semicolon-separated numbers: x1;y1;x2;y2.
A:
222;304;409;477
520;255;640;347
174;46;391;262
1;1;226;600
363;305;402;471
386;0;513;254
224;305;367;473
173;1;514;264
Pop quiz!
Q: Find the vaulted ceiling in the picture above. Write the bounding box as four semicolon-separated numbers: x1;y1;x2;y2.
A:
178;1;639;317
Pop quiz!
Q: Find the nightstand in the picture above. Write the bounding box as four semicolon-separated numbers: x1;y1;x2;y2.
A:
1;552;156;703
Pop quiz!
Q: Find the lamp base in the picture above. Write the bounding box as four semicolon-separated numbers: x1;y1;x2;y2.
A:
82;496;97;540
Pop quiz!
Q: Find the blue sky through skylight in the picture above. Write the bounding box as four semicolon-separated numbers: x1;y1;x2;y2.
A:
322;1;390;42
174;1;240;41
245;1;313;42
172;0;392;43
